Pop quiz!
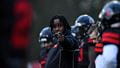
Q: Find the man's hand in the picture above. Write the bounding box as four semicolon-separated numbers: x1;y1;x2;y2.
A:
55;32;64;42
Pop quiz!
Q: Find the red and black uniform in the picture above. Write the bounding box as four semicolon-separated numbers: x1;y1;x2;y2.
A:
77;38;95;67
39;48;50;68
95;42;103;55
39;52;48;68
101;28;120;68
87;38;97;68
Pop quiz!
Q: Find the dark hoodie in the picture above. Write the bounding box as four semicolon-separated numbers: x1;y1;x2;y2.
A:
45;15;79;68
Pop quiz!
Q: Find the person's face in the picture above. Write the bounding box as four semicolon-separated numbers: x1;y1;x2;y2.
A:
52;19;64;34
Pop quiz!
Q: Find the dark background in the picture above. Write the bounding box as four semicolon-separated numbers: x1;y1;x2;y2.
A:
28;0;119;61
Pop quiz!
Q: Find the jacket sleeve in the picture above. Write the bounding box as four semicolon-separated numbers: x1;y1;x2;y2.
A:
60;34;79;50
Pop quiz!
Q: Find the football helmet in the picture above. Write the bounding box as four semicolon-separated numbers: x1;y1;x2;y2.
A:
74;14;95;38
39;27;53;45
99;1;120;28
